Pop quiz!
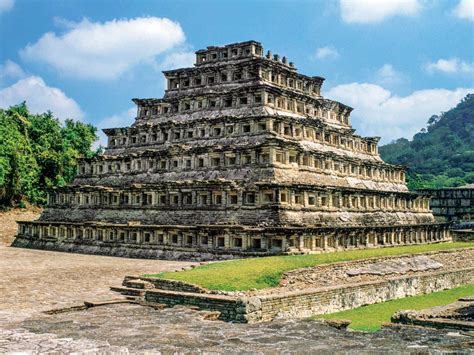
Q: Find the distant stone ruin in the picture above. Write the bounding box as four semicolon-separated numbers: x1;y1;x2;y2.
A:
423;184;474;223
14;41;450;259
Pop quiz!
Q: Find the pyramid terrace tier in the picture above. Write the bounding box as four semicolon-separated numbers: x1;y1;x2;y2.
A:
16;220;451;260
79;134;406;192
132;82;351;128
129;41;355;128
163;43;325;101
160;61;326;109
105;114;378;158
41;182;433;227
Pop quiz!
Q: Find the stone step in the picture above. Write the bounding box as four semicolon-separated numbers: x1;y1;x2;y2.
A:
122;279;155;290
83;299;136;307
110;286;146;297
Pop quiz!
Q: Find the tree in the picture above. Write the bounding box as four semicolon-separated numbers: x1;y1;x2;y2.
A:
380;94;474;190
0;103;98;206
0;104;40;205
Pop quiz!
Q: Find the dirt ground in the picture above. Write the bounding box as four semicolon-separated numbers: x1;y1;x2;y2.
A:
0;208;197;322
0;246;196;322
0;231;198;352
0;207;41;246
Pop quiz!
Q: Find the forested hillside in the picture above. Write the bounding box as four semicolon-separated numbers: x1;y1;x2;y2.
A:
0;103;98;206
380;94;474;190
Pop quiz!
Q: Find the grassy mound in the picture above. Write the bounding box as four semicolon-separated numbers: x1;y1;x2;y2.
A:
146;242;474;291
314;283;474;332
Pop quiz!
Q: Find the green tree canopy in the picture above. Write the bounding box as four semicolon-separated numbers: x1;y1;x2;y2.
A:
0;102;98;206
380;94;474;190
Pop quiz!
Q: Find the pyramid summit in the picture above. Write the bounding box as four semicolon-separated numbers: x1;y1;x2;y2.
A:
14;41;450;259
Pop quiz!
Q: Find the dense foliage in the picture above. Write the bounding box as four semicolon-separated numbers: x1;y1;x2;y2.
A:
0;103;98;206
380;94;474;190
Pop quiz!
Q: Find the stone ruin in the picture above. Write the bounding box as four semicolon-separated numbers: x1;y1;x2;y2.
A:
423;184;474;223
392;296;474;331
15;41;451;260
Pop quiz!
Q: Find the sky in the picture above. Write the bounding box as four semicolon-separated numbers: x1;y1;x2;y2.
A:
0;0;473;146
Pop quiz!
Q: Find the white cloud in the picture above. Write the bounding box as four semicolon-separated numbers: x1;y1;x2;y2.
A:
424;58;474;74
0;76;84;121
340;0;422;24
453;0;474;21
20;17;186;80
158;51;195;70
314;46;340;60
375;64;406;86
96;107;136;147
0;60;25;81
326;83;473;143
0;0;14;13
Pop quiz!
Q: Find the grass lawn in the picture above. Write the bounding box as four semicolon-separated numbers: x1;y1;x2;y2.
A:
314;283;474;332
146;242;474;291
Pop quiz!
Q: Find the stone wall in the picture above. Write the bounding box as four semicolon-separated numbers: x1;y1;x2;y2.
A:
145;290;250;322
251;268;474;322
423;186;474;222
124;276;207;293
39;206;279;227
141;268;474;322
452;230;474;242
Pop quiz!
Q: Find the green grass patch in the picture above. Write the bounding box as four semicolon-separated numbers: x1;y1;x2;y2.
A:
314;283;474;332
146;242;474;291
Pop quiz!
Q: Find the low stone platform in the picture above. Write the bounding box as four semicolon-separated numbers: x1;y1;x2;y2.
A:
111;249;474;323
265;248;472;295
392;297;474;331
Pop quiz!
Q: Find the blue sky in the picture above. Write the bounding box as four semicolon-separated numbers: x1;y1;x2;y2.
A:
0;0;473;145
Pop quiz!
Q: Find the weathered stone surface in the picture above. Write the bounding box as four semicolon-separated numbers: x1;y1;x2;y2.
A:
346;255;443;276
453;229;474;242
3;304;473;353
324;319;352;330
111;249;473;323
392;297;474;331
423;184;474;223
244;297;262;313
0;245;194;320
277;249;473;292
392;310;420;324
132;267;474;323
2;245;471;352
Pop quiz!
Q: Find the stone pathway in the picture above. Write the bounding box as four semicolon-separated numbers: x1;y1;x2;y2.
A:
3;303;474;354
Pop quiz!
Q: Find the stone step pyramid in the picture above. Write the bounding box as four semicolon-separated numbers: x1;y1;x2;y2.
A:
14;41;450;260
